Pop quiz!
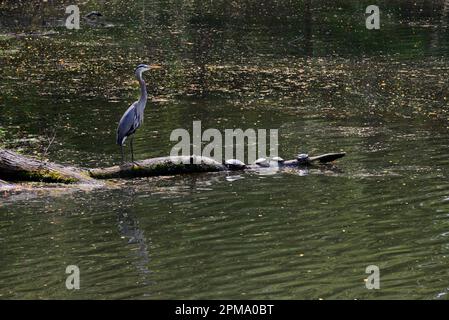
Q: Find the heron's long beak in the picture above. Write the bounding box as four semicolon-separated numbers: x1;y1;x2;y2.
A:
149;64;162;70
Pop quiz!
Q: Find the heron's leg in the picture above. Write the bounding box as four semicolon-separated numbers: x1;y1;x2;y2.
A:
130;136;134;163
121;145;124;164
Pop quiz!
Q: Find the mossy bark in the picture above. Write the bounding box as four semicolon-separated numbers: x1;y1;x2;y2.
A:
0;148;96;184
88;155;226;179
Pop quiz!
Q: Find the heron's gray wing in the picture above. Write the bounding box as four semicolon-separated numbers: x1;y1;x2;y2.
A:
116;102;139;145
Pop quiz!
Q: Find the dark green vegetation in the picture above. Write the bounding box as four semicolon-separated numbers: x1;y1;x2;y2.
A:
1;1;449;299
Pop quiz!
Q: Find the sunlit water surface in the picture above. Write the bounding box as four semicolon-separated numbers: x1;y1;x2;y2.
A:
1;1;449;299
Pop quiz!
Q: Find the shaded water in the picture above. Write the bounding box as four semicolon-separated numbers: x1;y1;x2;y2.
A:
1;1;449;299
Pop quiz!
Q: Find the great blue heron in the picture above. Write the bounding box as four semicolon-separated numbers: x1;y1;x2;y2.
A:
116;64;159;163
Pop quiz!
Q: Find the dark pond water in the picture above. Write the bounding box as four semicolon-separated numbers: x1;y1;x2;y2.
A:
1;0;449;299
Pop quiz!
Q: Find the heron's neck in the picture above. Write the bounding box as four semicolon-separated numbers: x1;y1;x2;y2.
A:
136;72;148;106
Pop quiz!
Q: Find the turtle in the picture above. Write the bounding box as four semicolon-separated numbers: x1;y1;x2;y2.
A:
84;11;103;19
83;11;106;26
297;153;310;164
254;158;270;167
271;156;285;163
225;159;246;170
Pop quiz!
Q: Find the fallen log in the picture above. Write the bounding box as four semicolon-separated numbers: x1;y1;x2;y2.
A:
0;149;96;184
0;178;13;190
1;148;346;186
88;155;226;179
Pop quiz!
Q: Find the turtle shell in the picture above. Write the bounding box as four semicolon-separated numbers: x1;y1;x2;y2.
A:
254;158;270;167
225;159;246;170
271;156;284;163
297;153;310;164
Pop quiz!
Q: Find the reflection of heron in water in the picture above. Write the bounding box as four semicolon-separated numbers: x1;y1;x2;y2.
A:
116;193;152;290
